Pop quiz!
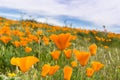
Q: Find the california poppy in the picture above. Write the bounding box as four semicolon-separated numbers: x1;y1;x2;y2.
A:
12;41;20;47
48;65;60;76
89;44;97;55
50;33;72;50
0;36;12;44
13;30;24;37
71;35;77;40
91;61;104;72
64;49;72;59
41;64;50;77
0;26;11;36
18;56;39;72
104;46;109;49
50;50;61;60
86;68;94;77
20;40;28;47
10;57;20;66
10;56;39;72
74;50;90;66
27;34;39;43
36;30;42;35
25;47;32;53
63;66;72;80
42;36;49;45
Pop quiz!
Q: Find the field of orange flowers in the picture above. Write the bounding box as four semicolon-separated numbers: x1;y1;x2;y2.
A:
0;17;120;80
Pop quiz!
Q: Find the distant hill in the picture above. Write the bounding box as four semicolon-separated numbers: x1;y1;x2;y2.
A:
0;16;120;48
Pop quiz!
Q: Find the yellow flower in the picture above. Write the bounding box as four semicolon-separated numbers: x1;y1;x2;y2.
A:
7;73;16;77
71;61;77;67
63;66;72;80
89;44;97;56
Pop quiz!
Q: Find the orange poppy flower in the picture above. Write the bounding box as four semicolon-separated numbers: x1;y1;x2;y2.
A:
91;61;104;72
50;33;72;50
27;34;39;43
86;68;94;77
19;56;39;72
41;64;50;77
104;46;109;49
89;44;97;55
12;30;24;37
71;36;77;40
10;56;39;72
10;57;20;66
20;40;28;47
42;36;49;45
36;30;42;35
12;41;20;47
0;26;11;36
0;36;12;44
63;66;72;80
25;47;32;53
64;49;72;59
50;50;61;60
48;65;60;76
71;61;77;67
74;50;90;66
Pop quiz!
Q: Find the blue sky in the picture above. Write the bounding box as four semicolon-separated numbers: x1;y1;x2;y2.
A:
0;0;120;33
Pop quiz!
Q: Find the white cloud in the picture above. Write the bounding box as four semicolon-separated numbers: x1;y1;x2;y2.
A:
36;17;64;26
36;18;47;23
0;0;120;33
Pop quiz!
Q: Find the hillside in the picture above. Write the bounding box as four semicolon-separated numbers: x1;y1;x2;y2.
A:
0;17;120;80
0;17;120;48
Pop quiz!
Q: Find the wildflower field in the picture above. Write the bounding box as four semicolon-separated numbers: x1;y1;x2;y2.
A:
0;17;120;80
